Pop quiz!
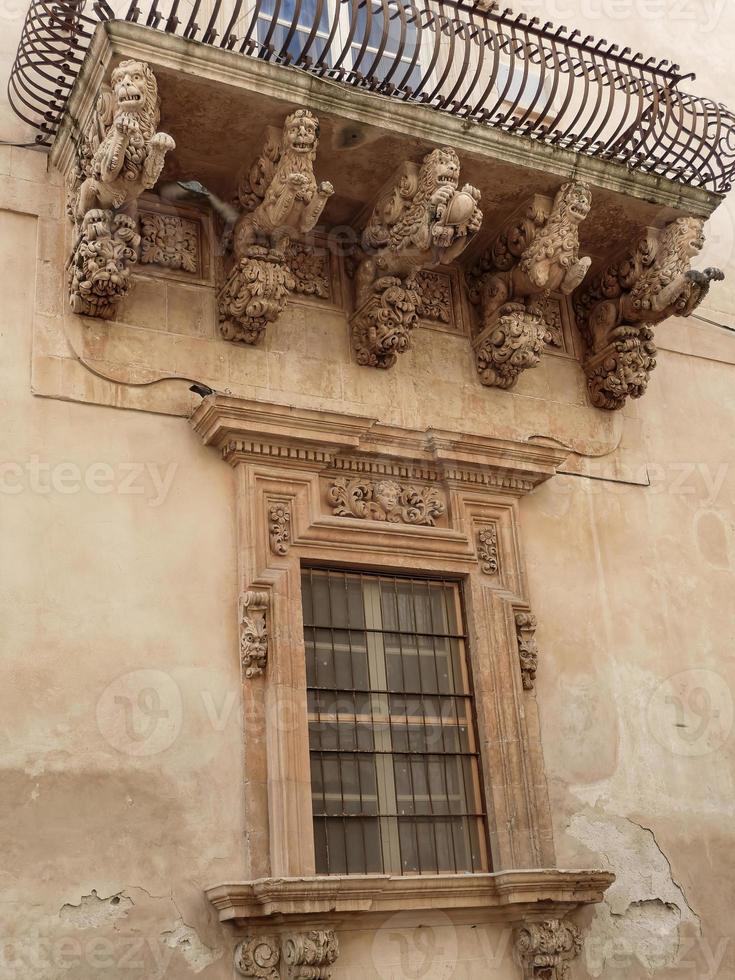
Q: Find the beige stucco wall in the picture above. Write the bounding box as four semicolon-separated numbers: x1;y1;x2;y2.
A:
1;2;735;978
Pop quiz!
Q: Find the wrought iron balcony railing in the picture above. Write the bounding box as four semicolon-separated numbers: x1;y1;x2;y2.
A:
8;0;735;192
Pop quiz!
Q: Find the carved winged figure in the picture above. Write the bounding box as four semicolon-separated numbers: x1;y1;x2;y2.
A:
72;60;175;224
233;109;334;257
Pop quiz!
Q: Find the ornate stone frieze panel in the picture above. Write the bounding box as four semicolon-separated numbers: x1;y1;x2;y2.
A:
220;109;334;344
283;929;339;980
268;501;291;555
515;611;539;690
415;269;452;325
328;477;446;526
240;590;269;678
351;148;482;367
477;526;499;575
467;181;591;387
139;210;199;273
574;217;724;409
235;935;281;979
514;919;582;980
67;60;175;318
286;241;331;300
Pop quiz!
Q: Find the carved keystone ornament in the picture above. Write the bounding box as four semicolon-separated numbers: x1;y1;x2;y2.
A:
351;147;483;367
67;60;175;318
220;109;334;344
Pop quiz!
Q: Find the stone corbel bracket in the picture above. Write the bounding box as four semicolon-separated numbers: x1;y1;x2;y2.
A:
514;918;583;980
235;930;338;980
350;147;483;368
220;109;335;345
66;60;175;318
574;215;724;410
514;608;539;691
466;181;592;388
240;590;269;679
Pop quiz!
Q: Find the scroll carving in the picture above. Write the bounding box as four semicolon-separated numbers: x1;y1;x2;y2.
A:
220;109;334;344
235;936;281;979
139;211;199;273
351;147;482;367
328;478;445;527
515;611;538;690
240;591;269;678
67;60;175;318
477;526;499;575
468;182;591;388
514;919;582;980
574;216;724;409
283;929;339;980
268;502;291;555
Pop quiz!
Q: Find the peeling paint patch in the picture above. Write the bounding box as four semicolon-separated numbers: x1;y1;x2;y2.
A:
59;890;133;929
568;809;699;977
159;918;223;973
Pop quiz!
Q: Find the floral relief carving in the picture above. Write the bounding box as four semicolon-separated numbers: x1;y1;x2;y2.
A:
415;269;452;324
240;591;269;679
515;611;539;691
468;182;591;387
67;60;175;318
283;929;339;980
286;241;331;299
574;217;724;409
220;109;334;344
139;211;199;273
268;502;291;555
477;526;499;575
351;147;482;367
234;936;281;979
514;919;582;980
328;478;445;526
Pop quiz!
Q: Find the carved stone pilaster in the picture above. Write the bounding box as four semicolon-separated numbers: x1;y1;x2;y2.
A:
240;591;269;678
268;502;291;555
234;935;281;979
515;611;539;691
328;477;445;526
467;181;591;388
283;929;339;980
574;217;724;409
514;919;582;980
477;526;499;575
351;147;482;367
66;60;175;319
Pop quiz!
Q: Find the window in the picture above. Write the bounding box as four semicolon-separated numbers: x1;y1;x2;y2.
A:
302;568;489;875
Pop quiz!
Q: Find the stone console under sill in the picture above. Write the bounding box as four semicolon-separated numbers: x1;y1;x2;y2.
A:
205;869;615;926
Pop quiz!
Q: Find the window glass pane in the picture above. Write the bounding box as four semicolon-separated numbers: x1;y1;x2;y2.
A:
303;569;488;875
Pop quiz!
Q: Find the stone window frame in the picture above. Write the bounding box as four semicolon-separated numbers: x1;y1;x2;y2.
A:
191;394;571;879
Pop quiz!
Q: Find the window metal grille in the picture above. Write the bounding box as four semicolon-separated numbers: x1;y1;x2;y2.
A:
302;567;489;875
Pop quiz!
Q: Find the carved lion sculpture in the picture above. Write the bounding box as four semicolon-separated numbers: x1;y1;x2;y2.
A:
233;109;334;257
480;180;592;326
586;216;724;353
356;147;482;301
73;60;175;223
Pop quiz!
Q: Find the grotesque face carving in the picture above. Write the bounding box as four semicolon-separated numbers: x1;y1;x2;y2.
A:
558;181;592;224
283;109;319;154
241;615;267;660
111;60;153;115
669;216;705;258
423;148;460;192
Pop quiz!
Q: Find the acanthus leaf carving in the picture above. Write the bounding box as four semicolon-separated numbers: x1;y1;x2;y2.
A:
415;269;452;324
468;181;591;387
351;147;482;366
67;60;175;319
240;590;269;679
286;241;331;299
477;526;499;575
514;919;583;980
515;611;539;691
234;935;281;979
283;929;339;980
574;216;724;409
328;478;445;526
268;501;292;555
220;109;334;344
139;211;199;273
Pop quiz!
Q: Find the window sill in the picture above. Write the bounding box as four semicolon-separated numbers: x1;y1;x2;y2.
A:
206;869;614;925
